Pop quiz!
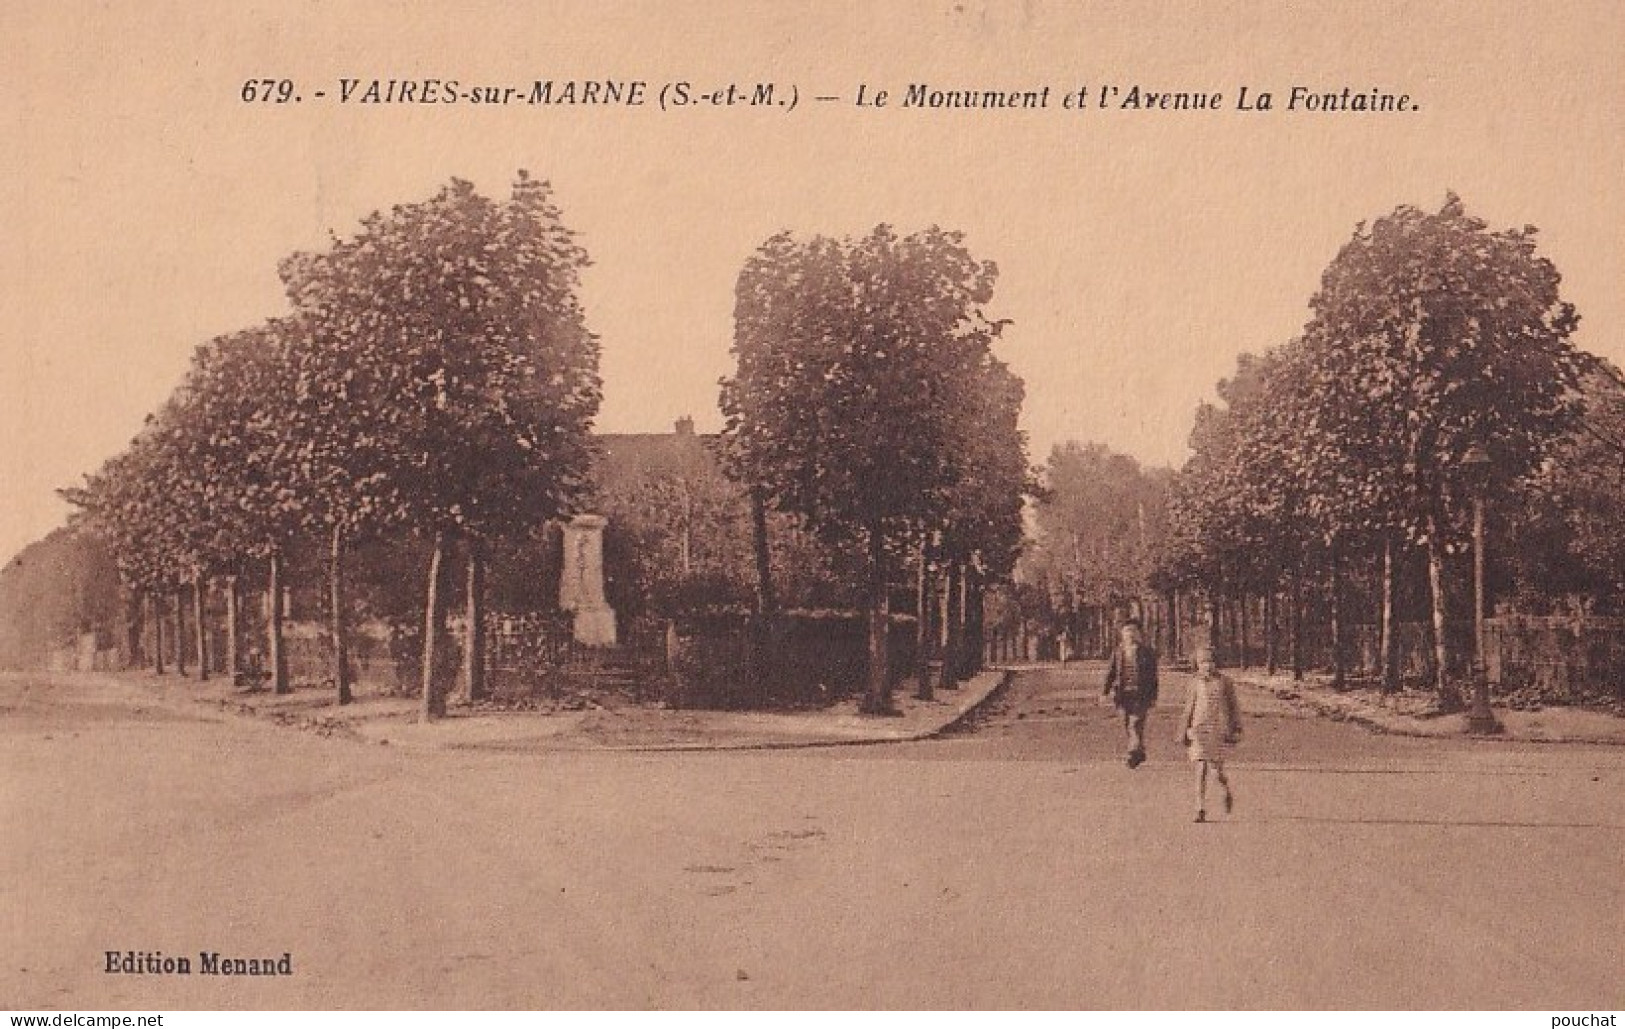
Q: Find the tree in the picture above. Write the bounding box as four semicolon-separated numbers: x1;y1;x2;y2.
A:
1216;341;1346;680
1158;346;1306;670
1304;193;1584;701
176;320;311;693
1506;359;1625;611
0;526;123;671
282;173;601;719
721;225;1009;714
64;396;213;680
593;438;755;619
935;336;1029;683
1029;441;1168;655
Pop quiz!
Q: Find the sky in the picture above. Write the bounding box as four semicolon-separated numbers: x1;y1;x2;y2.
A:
2;0;1621;567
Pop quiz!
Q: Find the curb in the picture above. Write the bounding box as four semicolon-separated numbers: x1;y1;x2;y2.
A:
553;667;1016;753
1244;674;1625;747
929;667;1015;739
136;665;1018;754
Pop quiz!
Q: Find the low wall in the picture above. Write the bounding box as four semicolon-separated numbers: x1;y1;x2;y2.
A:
666;611;919;709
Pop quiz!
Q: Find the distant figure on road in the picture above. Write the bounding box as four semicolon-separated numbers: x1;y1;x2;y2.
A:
1102;617;1159;768
238;646;267;693
1178;648;1241;823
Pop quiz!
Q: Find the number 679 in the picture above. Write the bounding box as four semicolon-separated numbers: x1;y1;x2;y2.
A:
241;79;295;103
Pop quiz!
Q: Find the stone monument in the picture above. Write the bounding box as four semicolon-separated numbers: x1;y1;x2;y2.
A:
559;514;617;646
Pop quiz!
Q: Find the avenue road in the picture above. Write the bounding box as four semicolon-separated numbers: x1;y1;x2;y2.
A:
2;663;1620;1009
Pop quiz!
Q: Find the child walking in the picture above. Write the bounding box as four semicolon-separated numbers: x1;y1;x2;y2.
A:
1178;649;1241;823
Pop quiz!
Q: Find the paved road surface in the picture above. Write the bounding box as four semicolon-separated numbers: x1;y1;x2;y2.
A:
2;664;1620;1009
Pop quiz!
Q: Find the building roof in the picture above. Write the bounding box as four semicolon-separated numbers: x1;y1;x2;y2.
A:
590;418;732;499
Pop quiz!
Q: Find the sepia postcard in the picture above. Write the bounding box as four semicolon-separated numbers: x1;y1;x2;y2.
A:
2;0;1621;1014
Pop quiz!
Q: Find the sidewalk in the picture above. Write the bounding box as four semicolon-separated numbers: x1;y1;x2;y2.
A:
1222;667;1625;745
109;665;1013;753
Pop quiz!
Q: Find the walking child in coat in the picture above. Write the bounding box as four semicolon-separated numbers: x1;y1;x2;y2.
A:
1178;649;1241;822
1102;618;1159;768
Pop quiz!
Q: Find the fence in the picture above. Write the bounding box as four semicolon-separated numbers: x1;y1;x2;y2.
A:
481;611;668;700
97;604;925;708
1170;602;1625;700
279;622;406;691
1212;622;1472;683
482;609;923;708
1485;615;1625;699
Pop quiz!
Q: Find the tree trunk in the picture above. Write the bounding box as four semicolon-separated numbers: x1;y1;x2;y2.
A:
174;588;188;676
463;536;487;704
1166;589;1179;663
1238;592;1251;670
915;538;933;701
943;560;963;687
1265;590;1278;675
268;551;289;695
1227;596;1241;668
861;526;893;715
1207;593;1221;664
193;576;209;682
747;488;777;706
1291;566;1304;682
966;566;985;675
1210;598;1220;662
152;593;166;675
1380;536;1398;693
749;486;777;616
1330;540;1346;689
125;591;145;670
678;482;693;575
224;575;240;684
955;562;968;672
330;525;353;705
421;530;450;721
1424;520;1457;707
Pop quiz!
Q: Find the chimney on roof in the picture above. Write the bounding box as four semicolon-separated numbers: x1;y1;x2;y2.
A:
675;416;695;436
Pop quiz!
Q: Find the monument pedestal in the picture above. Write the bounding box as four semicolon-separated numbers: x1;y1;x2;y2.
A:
571;606;618;647
559;514;617;646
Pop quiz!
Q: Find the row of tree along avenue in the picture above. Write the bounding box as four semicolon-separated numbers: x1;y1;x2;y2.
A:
60;175;1030;718
64;174;601;719
47;185;1624;713
1019;194;1625;711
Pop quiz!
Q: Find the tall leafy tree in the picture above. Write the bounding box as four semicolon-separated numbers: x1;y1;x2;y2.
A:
1030;441;1168;654
936;347;1029;680
65;401;203;677
63;432;170;673
1159;348;1299;668
282;173;600;719
722;225;1008;714
1506;359;1625;611
1304;194;1584;701
179;320;309;693
1218;342;1336;678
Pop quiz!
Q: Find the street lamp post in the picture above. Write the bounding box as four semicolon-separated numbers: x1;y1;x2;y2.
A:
1461;443;1501;734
